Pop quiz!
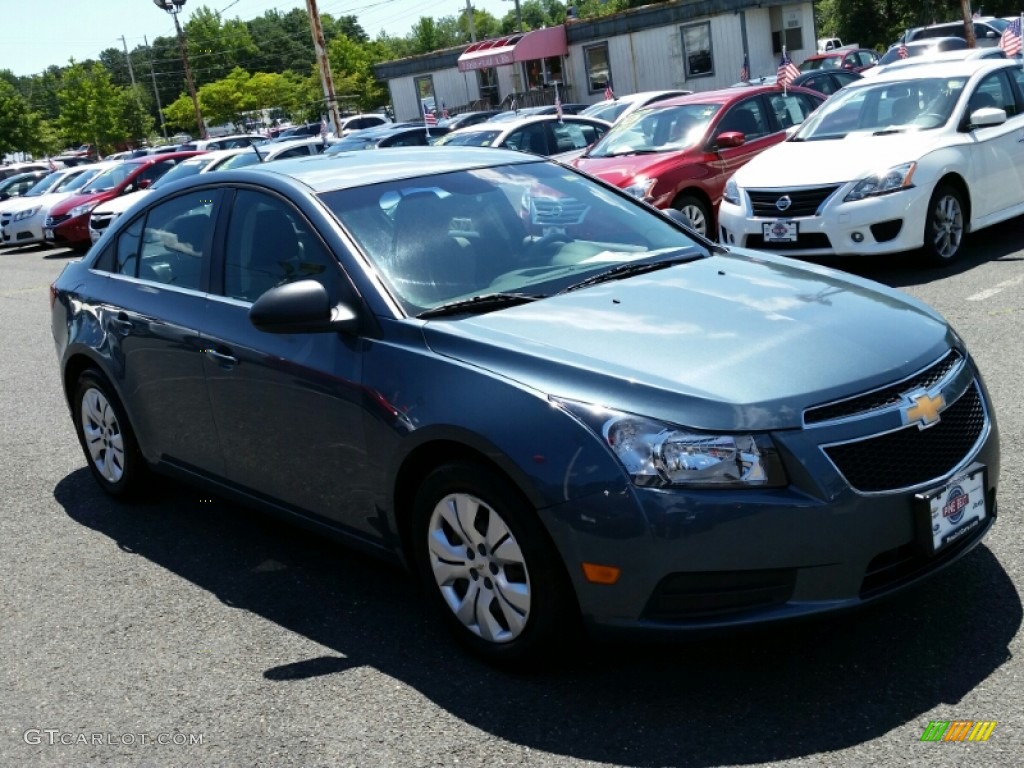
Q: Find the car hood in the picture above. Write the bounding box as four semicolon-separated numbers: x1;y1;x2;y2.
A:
574;151;685;187
50;190;112;216
422;250;951;431
734;131;948;187
7;189;80;214
92;189;152;216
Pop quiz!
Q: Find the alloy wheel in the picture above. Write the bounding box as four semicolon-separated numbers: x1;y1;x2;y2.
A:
80;387;126;484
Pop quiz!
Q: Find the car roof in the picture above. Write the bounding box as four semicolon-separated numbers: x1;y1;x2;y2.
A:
652;84;818;108
216;146;543;194
848;56;1018;86
803;47;873;60
449;115;610;134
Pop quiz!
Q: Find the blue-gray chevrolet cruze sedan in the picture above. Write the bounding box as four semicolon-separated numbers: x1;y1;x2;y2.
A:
51;147;999;666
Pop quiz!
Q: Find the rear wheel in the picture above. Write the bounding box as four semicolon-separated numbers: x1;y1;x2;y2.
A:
72;370;147;498
412;461;578;667
922;184;965;265
673;195;711;238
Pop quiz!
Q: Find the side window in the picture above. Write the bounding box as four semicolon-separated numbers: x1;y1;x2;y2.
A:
969;72;1014;116
505;124;548;154
808;74;836;96
716;99;771;140
1009;68;1024;116
222;190;339;303
137;190;216;289
277;146;310;159
389;133;427;147
115;217;144;276
767;92;821;130
551;121;605;152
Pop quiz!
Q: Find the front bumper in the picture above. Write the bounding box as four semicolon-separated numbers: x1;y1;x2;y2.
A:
1;211;46;246
88;211;120;244
542;355;999;634
718;184;929;257
44;213;90;246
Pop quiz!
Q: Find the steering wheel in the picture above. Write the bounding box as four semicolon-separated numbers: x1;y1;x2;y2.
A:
523;232;570;262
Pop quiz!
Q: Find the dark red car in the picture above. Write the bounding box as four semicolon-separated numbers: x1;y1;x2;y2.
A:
798;48;880;73
44;152;204;248
572;85;824;237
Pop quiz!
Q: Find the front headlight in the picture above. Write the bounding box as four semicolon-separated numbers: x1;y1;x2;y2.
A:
844;162;916;202
68;201;99;218
13;206;40;221
622;177;658;201
723;177;740;206
557;401;787;489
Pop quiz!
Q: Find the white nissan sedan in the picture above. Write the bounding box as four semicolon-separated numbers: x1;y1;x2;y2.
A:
717;59;1024;265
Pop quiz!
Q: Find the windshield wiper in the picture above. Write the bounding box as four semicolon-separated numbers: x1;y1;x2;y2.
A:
872;127;907;136
602;148;663;157
560;251;704;293
417;292;543;319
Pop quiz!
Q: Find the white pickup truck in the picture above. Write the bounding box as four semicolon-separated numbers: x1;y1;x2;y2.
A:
817;37;859;52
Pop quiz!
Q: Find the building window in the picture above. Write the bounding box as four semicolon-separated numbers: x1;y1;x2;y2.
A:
772;28;804;53
771;8;804;53
681;22;713;78
414;75;436;115
524;56;564;90
477;68;499;107
584;43;611;95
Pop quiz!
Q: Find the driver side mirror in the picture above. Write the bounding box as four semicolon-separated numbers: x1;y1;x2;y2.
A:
716;131;746;149
137;178;154;190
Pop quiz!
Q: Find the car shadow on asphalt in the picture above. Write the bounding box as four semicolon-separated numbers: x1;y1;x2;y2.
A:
803;216;1024;291
54;468;1021;766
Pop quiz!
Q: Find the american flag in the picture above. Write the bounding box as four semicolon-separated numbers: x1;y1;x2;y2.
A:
423;102;437;126
604;74;615;101
47;157;57;171
441;101;449;119
740;53;749;82
999;17;1022;58
898;41;908;59
777;50;799;89
555;89;563;122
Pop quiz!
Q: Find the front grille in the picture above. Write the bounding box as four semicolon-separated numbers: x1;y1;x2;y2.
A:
824;382;985;493
91;215;112;231
806;350;962;424
860;510;993;597
45;214;70;227
747;185;840;217
746;232;832;250
643;568;796;621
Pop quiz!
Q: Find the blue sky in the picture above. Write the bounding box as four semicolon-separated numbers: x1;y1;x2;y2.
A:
0;0;513;77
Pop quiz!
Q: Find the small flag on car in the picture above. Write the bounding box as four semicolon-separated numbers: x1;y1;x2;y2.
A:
777;48;799;91
555;85;563;122
424;102;437;127
604;73;615;101
898;41;908;59
441;101;449;119
999;16;1021;58
740;53;750;82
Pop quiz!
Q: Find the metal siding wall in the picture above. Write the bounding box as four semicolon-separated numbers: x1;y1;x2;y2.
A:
431;68;478;113
391;76;419;122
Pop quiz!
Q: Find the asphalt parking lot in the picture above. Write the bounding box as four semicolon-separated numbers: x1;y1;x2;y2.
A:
2;231;1022;767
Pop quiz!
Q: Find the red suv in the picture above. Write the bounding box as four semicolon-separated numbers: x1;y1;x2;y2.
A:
572;85;824;237
44;152;204;248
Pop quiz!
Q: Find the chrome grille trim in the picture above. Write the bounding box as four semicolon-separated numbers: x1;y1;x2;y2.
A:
804;349;964;426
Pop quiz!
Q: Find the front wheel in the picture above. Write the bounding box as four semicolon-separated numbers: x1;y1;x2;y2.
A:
72;370;147;498
412;461;578;667
673;195;711;239
923;184;965;265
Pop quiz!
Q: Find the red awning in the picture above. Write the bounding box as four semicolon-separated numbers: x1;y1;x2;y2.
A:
457;26;568;72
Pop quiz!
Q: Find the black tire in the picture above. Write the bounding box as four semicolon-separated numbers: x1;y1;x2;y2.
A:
412;461;579;667
673;195;712;239
922;184;966;266
71;370;147;498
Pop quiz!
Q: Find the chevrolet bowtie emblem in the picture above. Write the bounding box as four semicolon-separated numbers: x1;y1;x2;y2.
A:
903;390;945;429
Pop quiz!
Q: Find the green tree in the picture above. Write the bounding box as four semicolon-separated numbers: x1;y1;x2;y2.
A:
56;62;127;154
196;67;250;127
0;77;33;156
162;93;198;134
327;35;390;112
185;6;259;86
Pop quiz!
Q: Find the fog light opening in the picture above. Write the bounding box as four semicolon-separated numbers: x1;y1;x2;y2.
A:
851;231;864;243
582;562;621;585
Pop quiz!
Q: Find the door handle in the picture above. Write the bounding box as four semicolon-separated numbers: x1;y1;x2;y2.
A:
204;348;238;367
109;313;133;334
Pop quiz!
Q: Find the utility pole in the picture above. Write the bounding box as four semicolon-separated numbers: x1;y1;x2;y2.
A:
144;35;168;140
464;0;476;42
120;35;146;143
960;0;977;46
305;0;342;137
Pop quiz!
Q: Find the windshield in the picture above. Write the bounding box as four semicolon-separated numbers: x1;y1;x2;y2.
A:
800;56;841;72
581;102;627;122
584;103;719;158
83;164;137;193
436;130;502;147
61;167;104;192
793;77;966;139
217;152;263;170
318;160;707;316
152;158;213;188
26;173;64;196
